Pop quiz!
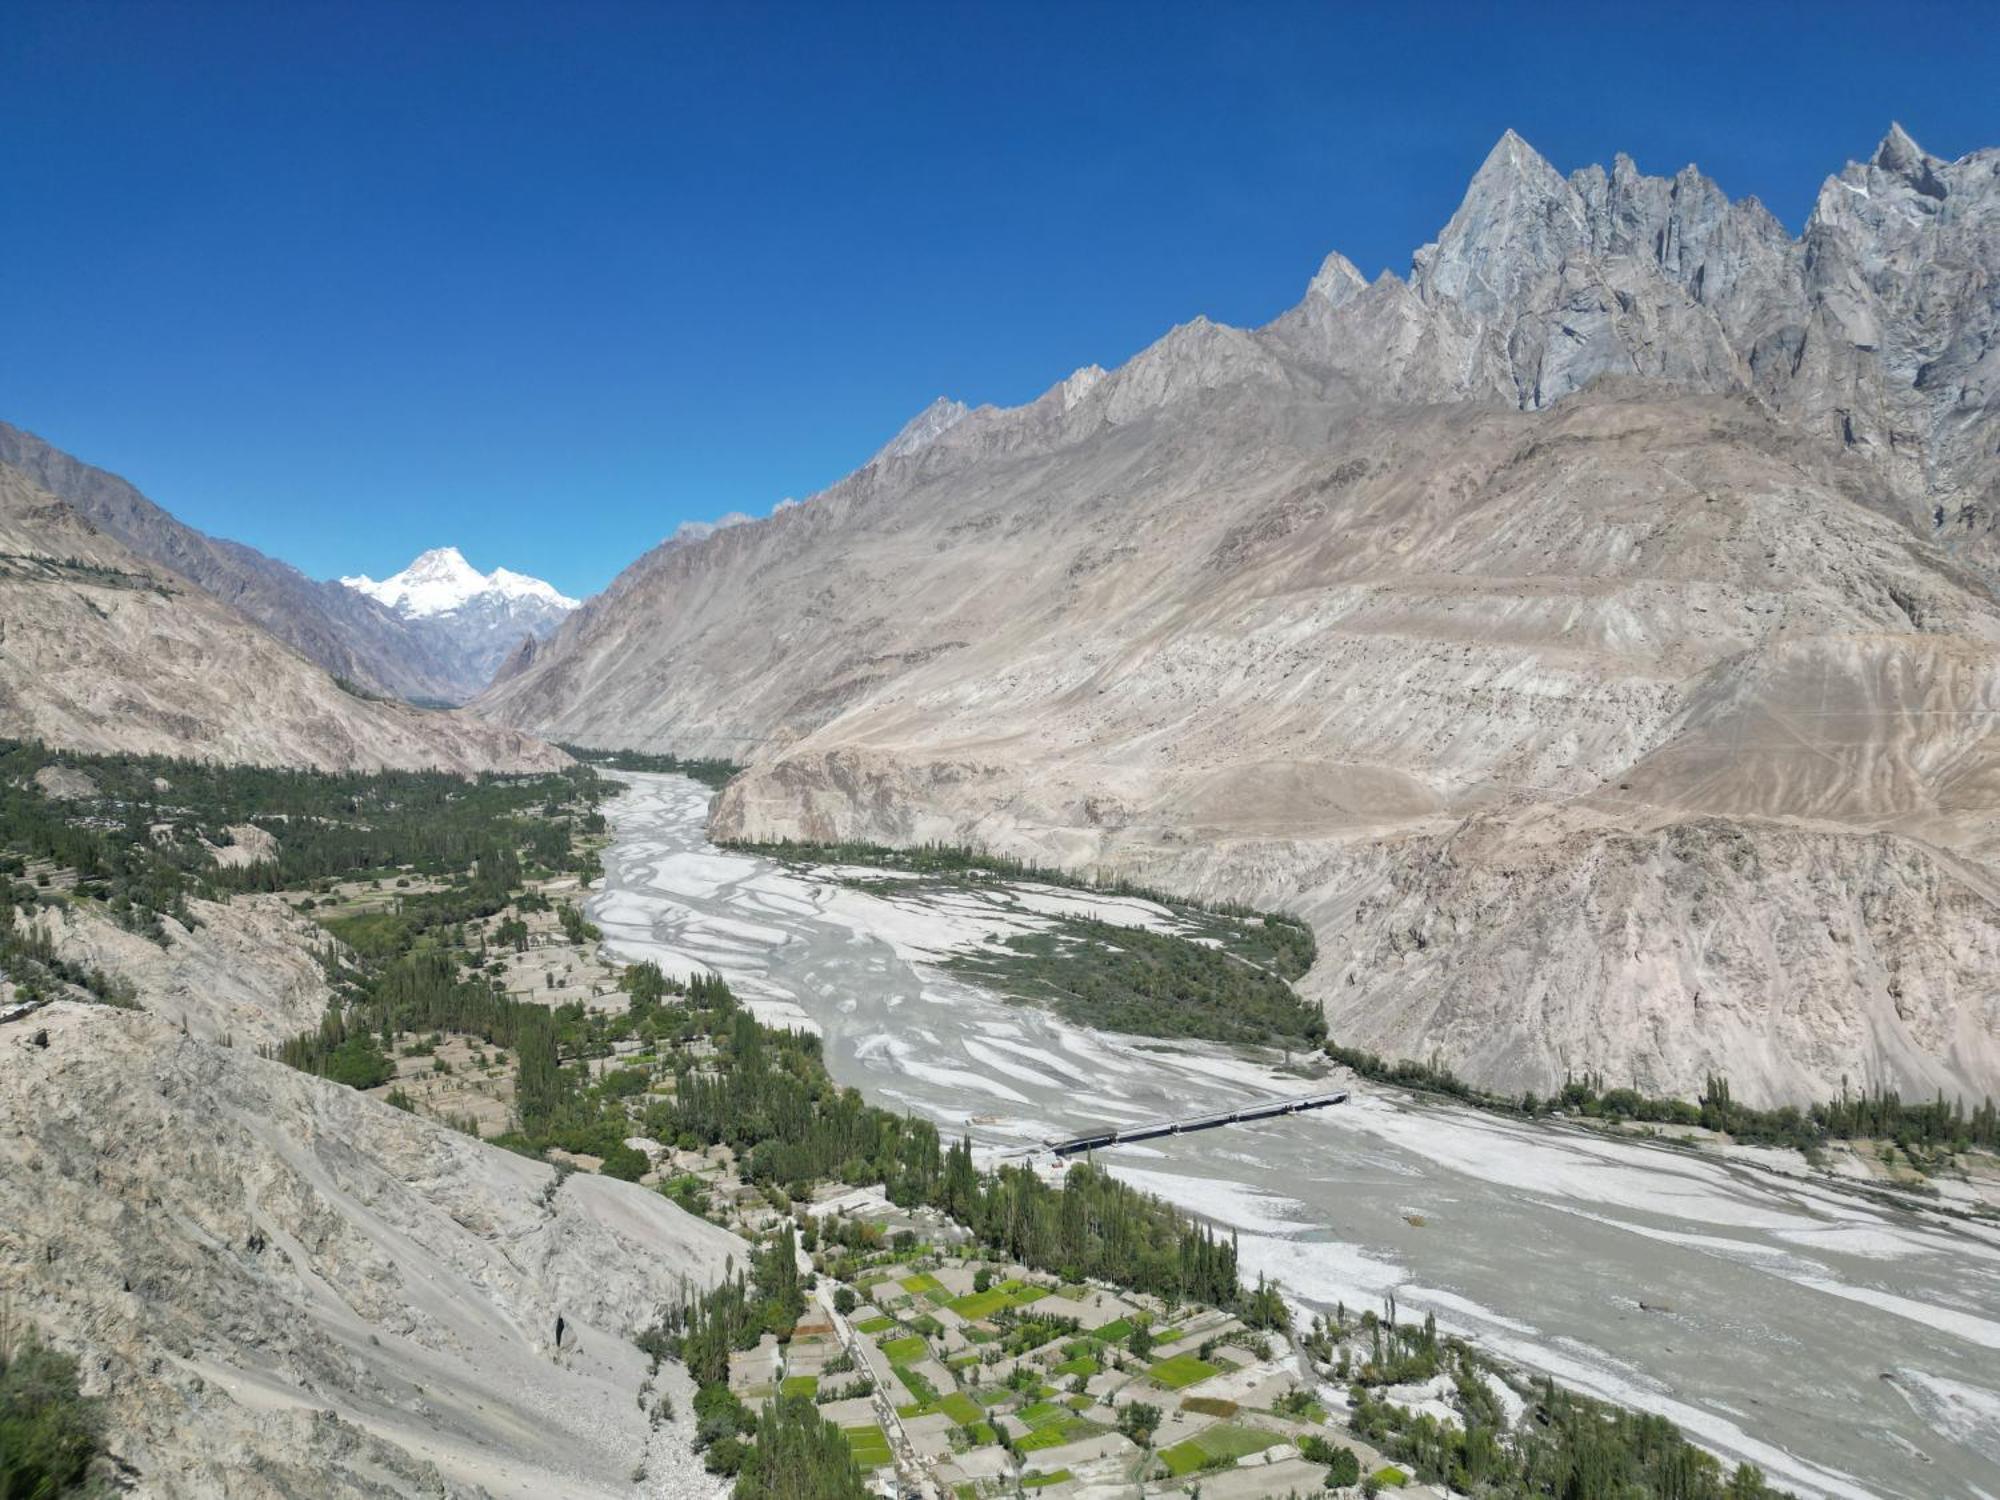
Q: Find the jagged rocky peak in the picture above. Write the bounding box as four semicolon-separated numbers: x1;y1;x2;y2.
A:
1306;250;1367;308
343;545;580;618
1411;128;1587;317
1872;121;1949;197
874;395;973;462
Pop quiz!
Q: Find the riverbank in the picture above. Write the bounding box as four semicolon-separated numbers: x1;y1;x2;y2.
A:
593;771;2000;1499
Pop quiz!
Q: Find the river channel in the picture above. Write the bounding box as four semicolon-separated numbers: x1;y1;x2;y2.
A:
592;771;2000;1500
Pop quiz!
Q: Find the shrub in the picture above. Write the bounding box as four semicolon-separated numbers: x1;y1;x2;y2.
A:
0;1329;102;1498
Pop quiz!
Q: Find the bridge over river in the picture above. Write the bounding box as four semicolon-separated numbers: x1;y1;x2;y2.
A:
1048;1089;1349;1155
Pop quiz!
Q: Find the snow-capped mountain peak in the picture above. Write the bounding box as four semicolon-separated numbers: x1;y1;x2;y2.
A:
342;547;581;618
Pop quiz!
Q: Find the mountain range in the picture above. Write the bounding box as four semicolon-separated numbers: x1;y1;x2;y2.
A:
476;125;2000;1106
0;422;577;706
0;430;565;771
342;545;579;692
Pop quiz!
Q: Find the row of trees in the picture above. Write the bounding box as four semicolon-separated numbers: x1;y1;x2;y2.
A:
1328;1045;2000;1155
644;976;1243;1306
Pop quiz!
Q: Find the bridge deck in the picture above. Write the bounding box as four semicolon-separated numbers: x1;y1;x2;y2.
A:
1047;1089;1347;1156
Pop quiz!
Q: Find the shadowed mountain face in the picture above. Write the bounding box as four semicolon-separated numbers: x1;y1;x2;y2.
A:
0;423;561;703
479;127;2000;1106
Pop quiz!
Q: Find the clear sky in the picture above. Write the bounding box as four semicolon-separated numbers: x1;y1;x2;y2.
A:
4;1;1994;597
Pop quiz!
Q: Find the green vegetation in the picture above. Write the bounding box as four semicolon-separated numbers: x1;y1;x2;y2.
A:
557;743;743;790
1159;1422;1282;1475
0;738;602;933
1146;1352;1222;1390
731;1392;871;1499
643;979;1241;1307
0;552;171;595
1116;1400;1162;1447
1328;1044;2000;1158
0;1326;103;1499
879;1335;927;1365
947;914;1325;1047
730;836;1312;971
840;1422;893;1470
730;834;1320;1047
1326;1304;1790;1499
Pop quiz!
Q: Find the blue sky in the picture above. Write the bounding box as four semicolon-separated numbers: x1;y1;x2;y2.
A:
4;1;1994;598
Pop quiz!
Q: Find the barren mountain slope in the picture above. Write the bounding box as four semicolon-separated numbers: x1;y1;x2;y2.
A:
26;892;337;1048
0;421;494;702
0;1002;741;1499
0;466;566;772
479;131;2000;1105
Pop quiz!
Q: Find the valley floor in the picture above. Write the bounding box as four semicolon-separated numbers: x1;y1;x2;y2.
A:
593;771;2000;1500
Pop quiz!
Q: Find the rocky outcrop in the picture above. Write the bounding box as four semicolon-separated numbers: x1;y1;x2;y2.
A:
0;1002;742;1499
480;129;2000;1106
29;893;332;1049
0;465;568;772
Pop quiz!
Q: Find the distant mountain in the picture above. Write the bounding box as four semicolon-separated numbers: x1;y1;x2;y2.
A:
0;463;565;772
0;422;481;701
342;547;579;691
0;425;579;703
480;125;2000;1107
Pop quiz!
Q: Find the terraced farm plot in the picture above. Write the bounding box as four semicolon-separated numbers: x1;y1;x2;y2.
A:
1022;1471;1073;1490
900;1272;946;1296
897;1390;985;1425
854;1316;897;1334
778;1374;818;1398
843;1423;894;1468
1147;1352;1223;1390
947;1287;1013;1321
879;1334;928;1364
1158;1423;1285;1476
1013;1401;1109;1453
946;1277;1045;1321
1181;1395;1239;1418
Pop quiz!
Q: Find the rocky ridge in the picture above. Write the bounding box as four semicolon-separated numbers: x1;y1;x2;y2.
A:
478;128;2000;1105
0;463;567;773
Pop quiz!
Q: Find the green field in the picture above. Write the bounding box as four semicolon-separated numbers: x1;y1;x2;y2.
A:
947;1287;1011;1320
900;1271;946;1296
879;1334;928;1365
854;1315;896;1334
1022;1472;1073;1490
1158;1422;1284;1476
946;1277;1046;1322
778;1374;818;1398
843;1423;893;1468
1012;1401;1108;1453
1147;1352;1222;1390
897;1390;985;1425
